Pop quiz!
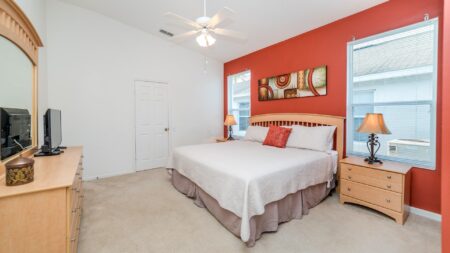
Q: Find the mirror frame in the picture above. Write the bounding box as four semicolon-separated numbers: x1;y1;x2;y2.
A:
0;0;43;170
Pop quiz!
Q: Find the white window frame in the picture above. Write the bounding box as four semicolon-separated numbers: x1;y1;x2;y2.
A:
227;70;251;137
346;18;439;169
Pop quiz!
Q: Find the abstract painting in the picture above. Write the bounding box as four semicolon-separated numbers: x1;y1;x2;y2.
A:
258;65;327;101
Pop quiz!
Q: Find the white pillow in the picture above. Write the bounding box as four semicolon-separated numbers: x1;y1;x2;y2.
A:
244;126;269;143
286;125;336;152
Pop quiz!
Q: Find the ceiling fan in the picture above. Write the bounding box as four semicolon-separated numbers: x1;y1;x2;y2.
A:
164;0;247;47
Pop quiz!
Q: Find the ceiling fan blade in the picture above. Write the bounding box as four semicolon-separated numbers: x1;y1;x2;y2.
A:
164;12;202;30
170;30;200;43
212;28;247;42
208;7;235;29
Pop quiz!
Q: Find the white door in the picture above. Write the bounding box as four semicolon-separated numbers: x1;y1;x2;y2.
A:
135;81;170;171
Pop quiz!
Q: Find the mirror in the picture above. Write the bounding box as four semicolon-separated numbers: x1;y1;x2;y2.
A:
0;35;34;160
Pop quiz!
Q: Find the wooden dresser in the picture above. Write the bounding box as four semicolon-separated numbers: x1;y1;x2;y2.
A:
0;147;84;253
339;156;412;224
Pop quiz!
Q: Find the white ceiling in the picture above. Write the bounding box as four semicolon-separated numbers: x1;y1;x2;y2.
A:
59;0;387;62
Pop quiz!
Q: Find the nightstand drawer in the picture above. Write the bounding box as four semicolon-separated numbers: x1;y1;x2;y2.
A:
341;163;402;185
341;179;402;212
341;168;403;193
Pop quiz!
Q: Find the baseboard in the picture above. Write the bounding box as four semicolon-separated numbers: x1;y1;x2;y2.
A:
84;169;135;181
409;206;441;222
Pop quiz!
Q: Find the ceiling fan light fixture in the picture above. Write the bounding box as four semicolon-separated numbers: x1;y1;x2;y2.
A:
196;32;216;47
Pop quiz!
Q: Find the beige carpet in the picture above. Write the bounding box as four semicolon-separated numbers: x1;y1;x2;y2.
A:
78;168;441;253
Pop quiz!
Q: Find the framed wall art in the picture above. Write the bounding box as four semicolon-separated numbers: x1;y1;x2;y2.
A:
258;65;327;101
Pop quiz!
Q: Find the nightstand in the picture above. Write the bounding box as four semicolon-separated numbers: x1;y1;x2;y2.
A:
339;156;412;224
216;137;228;143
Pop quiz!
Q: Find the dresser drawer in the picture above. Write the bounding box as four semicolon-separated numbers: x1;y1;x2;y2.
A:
341;179;402;212
69;209;81;253
70;186;83;230
341;163;403;185
69;179;82;224
341;167;403;193
69;161;83;240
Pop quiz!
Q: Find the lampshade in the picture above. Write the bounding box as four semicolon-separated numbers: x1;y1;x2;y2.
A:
196;30;216;47
357;113;391;134
224;115;237;126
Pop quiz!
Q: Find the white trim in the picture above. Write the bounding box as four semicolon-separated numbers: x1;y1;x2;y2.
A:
133;80;172;172
346;18;439;169
349;18;438;47
84;169;135;181
409;206;442;222
227;70;252;135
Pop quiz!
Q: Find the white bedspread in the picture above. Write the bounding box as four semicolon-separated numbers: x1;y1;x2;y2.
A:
168;140;337;242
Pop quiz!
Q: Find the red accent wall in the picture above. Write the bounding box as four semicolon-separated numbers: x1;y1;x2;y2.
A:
224;0;443;213
442;0;450;251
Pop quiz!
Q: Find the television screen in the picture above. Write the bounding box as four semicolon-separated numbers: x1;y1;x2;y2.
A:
45;109;62;149
0;108;32;160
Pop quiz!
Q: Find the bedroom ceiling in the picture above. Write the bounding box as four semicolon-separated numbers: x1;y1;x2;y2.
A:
59;0;387;62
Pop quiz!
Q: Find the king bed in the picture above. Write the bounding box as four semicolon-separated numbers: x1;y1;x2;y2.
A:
168;113;345;246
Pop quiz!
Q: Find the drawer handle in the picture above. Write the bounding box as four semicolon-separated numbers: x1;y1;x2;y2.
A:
347;187;351;192
348;168;352;171
386;199;391;203
72;209;76;213
347;176;352;180
71;238;76;242
387;185;392;189
387;175;392;179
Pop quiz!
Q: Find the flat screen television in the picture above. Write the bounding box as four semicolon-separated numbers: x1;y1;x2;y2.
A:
36;109;63;156
0;108;32;160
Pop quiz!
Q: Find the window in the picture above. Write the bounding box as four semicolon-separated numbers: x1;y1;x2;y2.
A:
228;70;251;137
353;90;374;142
347;19;438;168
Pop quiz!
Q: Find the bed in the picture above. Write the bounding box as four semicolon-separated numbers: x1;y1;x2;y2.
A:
168;113;345;246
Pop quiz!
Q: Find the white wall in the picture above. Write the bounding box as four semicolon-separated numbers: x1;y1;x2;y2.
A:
15;0;48;146
46;0;224;179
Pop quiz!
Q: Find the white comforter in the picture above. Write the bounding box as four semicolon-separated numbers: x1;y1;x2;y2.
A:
168;140;337;242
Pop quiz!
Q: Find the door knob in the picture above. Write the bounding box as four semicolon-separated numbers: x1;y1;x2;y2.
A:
164;128;169;132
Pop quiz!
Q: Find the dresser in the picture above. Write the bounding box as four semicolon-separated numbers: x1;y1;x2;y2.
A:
339;156;412;224
0;147;84;253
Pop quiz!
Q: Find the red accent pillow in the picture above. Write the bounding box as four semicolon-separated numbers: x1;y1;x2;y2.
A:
263;125;292;148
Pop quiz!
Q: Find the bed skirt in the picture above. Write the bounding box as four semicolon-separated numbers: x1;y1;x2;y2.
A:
170;169;333;247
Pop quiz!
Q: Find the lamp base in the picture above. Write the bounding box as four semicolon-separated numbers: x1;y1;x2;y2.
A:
364;133;383;164
227;126;234;141
364;156;383;164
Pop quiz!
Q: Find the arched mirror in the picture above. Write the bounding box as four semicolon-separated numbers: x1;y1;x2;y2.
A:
0;0;43;167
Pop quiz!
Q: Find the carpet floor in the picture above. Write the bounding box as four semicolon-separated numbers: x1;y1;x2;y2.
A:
78;168;441;253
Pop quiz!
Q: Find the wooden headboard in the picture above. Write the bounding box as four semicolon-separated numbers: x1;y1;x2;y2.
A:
249;113;345;160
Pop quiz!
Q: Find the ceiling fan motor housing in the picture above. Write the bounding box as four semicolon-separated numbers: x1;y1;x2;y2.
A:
196;16;211;27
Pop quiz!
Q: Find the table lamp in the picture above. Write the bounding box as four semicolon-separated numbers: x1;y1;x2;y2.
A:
224;115;237;140
357;113;391;164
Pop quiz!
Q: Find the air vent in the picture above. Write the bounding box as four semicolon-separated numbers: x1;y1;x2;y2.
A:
159;29;174;37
